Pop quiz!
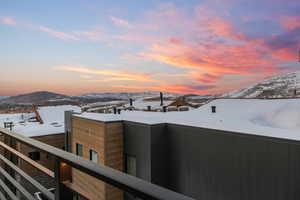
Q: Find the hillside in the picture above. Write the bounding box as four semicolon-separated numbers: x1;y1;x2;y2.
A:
225;71;300;98
0;91;72;105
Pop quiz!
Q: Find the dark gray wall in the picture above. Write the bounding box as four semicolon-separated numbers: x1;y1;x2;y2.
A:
71;117;300;200
64;111;73;152
166;124;300;200
150;124;169;187
123;121;152;181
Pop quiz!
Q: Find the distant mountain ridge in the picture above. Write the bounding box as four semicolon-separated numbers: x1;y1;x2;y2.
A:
6;71;299;106
0;91;180;105
80;91;179;100
224;70;300;98
0;91;71;105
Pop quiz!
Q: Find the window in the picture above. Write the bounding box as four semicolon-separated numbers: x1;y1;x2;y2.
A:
73;193;87;200
76;143;83;157
89;150;98;163
126;155;136;177
28;152;40;161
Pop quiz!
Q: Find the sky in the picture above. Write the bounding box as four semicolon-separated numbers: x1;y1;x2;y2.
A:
0;0;300;96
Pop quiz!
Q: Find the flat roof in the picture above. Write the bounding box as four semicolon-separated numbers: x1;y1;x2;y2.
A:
0;105;81;137
75;99;300;142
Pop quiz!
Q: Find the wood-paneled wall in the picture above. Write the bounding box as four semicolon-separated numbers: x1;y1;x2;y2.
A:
17;133;65;177
72;117;124;200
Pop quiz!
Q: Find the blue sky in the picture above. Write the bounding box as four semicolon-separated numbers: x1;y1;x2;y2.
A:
0;0;299;96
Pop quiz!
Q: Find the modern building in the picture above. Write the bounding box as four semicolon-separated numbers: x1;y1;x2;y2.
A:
65;99;300;200
0;105;191;200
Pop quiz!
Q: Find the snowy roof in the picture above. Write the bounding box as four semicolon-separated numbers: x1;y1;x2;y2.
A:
0;105;81;137
37;105;81;123
75;99;300;141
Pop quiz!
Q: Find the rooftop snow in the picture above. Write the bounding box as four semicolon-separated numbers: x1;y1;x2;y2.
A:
0;105;81;137
37;105;81;123
75;99;300;141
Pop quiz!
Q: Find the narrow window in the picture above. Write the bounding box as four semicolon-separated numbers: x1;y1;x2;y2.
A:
126;155;137;177
76;143;83;157
89;150;98;163
28;151;40;161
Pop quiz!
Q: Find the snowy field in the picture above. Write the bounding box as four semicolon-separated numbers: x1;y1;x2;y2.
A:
77;99;300;141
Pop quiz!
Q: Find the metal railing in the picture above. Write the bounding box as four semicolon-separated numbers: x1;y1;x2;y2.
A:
0;128;195;200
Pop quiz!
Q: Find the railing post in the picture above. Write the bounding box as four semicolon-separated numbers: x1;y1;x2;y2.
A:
3;135;17;196
54;159;72;200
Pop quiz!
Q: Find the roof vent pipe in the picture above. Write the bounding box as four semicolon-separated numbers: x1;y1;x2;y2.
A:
160;92;163;106
129;98;133;106
113;107;117;114
162;106;167;113
211;106;216;113
4;122;13;131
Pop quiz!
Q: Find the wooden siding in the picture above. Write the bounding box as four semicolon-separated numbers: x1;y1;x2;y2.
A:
17;133;65;177
72;117;124;200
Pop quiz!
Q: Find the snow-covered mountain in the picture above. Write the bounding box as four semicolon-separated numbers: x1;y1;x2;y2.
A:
225;71;300;98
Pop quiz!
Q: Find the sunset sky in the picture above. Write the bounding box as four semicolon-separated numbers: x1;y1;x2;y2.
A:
0;0;300;96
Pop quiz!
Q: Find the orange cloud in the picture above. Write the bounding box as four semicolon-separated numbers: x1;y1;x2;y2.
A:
54;65;151;82
0;16;16;25
142;53;244;74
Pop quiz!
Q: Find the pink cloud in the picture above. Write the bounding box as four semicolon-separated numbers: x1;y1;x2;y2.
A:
0;16;16;25
207;18;245;40
73;31;103;41
116;3;287;91
38;26;80;41
271;48;298;62
111;16;133;28
141;39;277;76
281;16;300;31
188;72;222;84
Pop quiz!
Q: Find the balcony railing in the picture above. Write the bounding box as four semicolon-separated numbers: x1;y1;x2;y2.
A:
0;128;195;200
